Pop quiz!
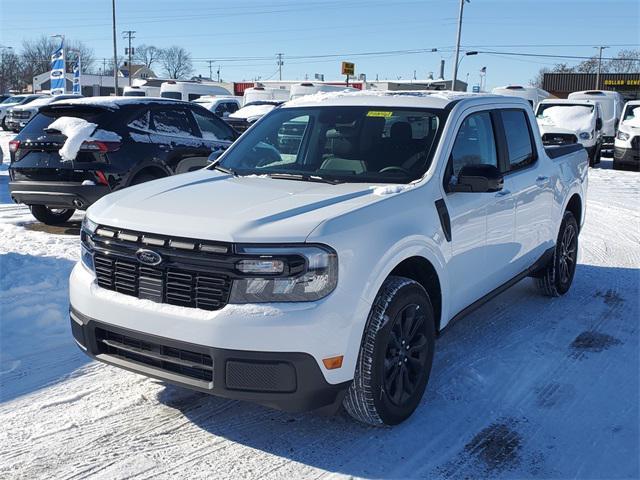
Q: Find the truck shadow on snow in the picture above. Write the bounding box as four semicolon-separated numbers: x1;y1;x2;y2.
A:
157;262;638;479
0;253;89;402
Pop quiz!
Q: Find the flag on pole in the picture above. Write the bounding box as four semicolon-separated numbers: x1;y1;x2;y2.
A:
50;38;65;95
72;55;81;95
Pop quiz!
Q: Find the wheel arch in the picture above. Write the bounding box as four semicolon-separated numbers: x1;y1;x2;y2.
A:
564;193;583;231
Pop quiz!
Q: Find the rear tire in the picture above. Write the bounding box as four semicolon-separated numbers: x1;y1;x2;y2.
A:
29;205;75;225
0;117;7;131
343;276;435;426
534;211;578;297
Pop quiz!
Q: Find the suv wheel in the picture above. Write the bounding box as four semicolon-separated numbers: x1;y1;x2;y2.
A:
344;276;435;426
29;205;75;225
534;211;578;297
130;171;162;186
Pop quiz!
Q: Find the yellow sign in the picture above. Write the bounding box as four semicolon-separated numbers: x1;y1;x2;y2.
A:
604;79;640;86
341;61;355;76
367;111;393;118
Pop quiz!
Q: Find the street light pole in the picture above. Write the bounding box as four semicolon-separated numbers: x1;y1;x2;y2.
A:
455;51;478;91
594;45;609;89
112;0;119;95
451;0;469;91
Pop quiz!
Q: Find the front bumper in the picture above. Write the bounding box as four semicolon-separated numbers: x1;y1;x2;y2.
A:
9;180;111;209
614;146;640;165
70;306;350;413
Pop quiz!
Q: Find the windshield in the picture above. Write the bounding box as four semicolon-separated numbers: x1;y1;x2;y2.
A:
622;105;640;126
161;91;182;100
124;90;146;97
217;106;444;184
2;95;26;104
536;103;594;118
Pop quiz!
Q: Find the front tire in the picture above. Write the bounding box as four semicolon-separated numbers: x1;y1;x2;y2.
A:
344;276;435;426
29;205;75;225
534;211;578;297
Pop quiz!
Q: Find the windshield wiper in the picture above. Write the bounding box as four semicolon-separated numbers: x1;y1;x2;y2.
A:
210;158;237;176
265;172;343;184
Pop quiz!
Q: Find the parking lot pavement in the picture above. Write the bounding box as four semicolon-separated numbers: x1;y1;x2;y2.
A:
0;159;638;479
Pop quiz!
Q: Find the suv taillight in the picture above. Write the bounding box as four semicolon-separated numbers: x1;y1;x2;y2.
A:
79;140;121;153
8;140;20;153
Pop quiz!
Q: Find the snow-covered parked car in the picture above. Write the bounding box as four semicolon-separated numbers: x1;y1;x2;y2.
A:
192;95;241;118
225;100;283;134
5;94;80;132
70;91;588;426
536;99;604;166
8;97;238;225
613;100;640;170
0;93;48;130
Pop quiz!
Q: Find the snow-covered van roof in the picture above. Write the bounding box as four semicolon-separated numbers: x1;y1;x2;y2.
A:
539;98;596;106
282;90;510;109
43;96;185;110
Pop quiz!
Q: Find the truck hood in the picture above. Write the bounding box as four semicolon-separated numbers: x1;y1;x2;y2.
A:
87;170;386;243
537;124;579;136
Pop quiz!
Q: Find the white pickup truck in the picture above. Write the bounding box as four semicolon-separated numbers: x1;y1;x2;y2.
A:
70;91;588;426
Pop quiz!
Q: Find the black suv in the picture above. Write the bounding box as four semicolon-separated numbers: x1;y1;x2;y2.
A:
8;98;237;224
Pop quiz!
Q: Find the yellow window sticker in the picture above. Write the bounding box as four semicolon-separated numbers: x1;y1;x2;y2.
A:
366;111;393;118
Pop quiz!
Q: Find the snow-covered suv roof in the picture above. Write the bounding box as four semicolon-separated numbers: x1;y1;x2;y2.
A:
283;90;510;110
46;96;185;110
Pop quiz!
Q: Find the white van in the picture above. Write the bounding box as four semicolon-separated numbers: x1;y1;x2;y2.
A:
536;99;604;165
123;79;164;97
613;100;640;170
567;90;624;147
289;82;359;100
192;95;241;118
242;85;290;106
160;81;232;102
491;85;551;110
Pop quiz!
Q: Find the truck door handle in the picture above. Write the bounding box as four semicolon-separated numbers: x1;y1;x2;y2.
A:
495;189;511;197
536;175;549;183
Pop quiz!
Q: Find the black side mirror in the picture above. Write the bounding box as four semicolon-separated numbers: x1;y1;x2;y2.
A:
207;149;224;163
449;164;504;193
596;118;603;131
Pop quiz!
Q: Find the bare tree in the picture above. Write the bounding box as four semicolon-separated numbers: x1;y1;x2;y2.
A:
160;46;193;79
575;56;600;74
605;49;640;73
0;50;25;92
20;35;95;88
134;45;162;69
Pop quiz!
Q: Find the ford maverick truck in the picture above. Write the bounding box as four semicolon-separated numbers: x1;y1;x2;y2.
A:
70;91;588;425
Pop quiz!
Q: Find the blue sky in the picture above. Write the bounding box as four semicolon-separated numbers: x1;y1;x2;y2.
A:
1;0;638;89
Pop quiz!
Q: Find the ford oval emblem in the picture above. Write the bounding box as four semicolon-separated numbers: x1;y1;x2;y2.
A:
136;249;162;266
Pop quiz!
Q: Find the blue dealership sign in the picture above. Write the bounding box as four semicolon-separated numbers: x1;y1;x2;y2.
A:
50;39;65;95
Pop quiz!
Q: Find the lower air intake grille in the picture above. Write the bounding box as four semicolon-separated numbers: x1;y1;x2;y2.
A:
95;327;213;383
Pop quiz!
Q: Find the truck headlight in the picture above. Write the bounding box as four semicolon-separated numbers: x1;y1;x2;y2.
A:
617;131;630;141
80;215;98;271
229;245;338;303
578;132;592;140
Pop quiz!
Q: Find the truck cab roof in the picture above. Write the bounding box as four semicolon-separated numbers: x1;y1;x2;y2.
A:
283;90;523;110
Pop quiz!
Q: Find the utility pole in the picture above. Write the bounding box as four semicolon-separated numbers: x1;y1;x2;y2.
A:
112;0;118;95
276;53;284;81
122;30;136;86
217;65;220;82
451;0;469;92
206;60;214;80
594;45;609;89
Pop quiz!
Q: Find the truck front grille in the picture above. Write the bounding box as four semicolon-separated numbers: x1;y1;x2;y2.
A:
225;118;251;134
542;133;578;145
95;327;213;383
88;226;233;311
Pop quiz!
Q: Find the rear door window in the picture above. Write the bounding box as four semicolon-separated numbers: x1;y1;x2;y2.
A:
192;110;235;141
151;108;196;136
500;109;536;171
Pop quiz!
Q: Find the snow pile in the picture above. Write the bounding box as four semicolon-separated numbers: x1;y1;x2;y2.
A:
47;117;97;161
370;183;417;196
537;105;594;132
623;106;640;127
47;118;121;161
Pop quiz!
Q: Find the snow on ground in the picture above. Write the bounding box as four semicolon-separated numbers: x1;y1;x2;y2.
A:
0;134;638;479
